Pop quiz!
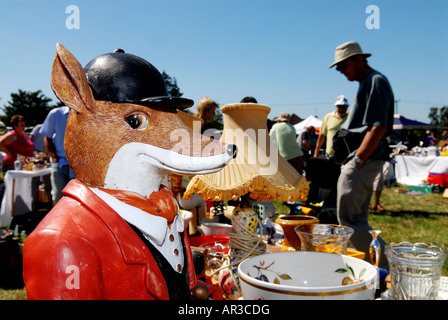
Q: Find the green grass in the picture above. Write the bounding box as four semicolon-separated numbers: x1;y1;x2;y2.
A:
0;288;27;300
369;185;448;276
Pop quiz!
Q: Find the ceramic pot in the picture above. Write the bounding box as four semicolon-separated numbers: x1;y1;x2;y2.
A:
275;215;319;250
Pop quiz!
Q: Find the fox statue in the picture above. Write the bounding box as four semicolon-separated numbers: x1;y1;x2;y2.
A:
23;43;237;300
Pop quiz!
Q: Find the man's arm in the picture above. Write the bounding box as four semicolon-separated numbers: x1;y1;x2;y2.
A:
44;136;58;162
354;125;387;168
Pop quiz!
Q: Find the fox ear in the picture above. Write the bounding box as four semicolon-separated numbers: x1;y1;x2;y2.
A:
51;43;94;113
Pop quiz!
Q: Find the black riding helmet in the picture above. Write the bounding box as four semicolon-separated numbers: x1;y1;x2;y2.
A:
84;49;193;109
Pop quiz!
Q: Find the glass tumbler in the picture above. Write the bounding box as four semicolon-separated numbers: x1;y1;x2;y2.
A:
385;242;447;300
295;224;354;254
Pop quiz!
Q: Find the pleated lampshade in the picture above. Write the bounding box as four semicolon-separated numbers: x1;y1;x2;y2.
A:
183;103;308;202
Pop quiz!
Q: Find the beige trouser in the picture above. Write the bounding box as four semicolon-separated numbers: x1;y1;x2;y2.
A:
337;157;388;269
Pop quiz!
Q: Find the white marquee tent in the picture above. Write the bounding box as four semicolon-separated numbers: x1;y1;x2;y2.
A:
294;115;323;135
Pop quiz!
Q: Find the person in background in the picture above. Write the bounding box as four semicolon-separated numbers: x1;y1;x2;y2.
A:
194;97;220;139
30;124;45;153
240;96;258;103
330;41;394;268
30;123;52;203
439;130;448;149
41;106;74;204
314;95;350;158
269;113;304;174
424;130;436;147
299;126;317;165
441;130;448;141
0;115;34;171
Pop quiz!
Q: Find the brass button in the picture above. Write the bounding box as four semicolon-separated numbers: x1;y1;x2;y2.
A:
169;234;174;242
174;249;179;256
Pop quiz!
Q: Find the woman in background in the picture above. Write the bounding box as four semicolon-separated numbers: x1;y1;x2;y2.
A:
194;97;219;138
0;115;34;171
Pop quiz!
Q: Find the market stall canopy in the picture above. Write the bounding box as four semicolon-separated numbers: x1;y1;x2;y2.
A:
393;114;437;130
294;115;323;135
183;103;309;202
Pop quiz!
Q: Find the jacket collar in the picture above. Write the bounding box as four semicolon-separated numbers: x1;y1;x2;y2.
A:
62;180;150;264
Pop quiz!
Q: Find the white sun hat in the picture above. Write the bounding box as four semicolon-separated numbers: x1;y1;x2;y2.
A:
329;41;371;68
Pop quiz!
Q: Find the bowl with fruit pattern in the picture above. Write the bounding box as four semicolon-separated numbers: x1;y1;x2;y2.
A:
238;251;377;300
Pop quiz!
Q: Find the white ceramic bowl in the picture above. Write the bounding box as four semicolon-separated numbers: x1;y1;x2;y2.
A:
238;251;377;300
196;221;233;235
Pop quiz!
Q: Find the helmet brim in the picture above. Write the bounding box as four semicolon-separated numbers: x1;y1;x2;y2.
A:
139;96;194;109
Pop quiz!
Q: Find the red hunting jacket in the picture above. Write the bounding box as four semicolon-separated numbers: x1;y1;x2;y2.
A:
23;179;197;300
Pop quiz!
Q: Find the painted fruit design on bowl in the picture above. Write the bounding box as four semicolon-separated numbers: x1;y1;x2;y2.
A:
335;264;367;286
247;259;366;287
247;259;292;285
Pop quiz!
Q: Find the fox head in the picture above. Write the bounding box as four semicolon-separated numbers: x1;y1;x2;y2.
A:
51;43;236;197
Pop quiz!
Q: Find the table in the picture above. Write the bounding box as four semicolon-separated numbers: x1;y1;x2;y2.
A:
394;155;448;186
0;168;52;227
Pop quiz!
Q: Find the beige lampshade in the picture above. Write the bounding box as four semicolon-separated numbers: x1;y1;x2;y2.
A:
183;103;308;202
177;110;203;131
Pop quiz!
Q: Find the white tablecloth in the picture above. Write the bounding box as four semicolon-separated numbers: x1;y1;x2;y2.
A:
0;168;52;227
394;156;448;186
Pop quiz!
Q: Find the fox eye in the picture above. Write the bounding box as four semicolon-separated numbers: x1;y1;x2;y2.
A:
125;114;149;130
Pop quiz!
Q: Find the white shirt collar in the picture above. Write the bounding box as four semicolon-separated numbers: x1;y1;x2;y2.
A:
89;187;184;246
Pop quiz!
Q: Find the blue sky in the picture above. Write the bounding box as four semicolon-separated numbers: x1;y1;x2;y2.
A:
0;0;447;123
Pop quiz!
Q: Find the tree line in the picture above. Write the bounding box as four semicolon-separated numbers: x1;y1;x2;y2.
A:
428;106;448;128
0;89;61;127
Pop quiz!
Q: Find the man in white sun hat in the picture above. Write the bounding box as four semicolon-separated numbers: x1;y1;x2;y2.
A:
330;41;394;268
314;94;350;158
